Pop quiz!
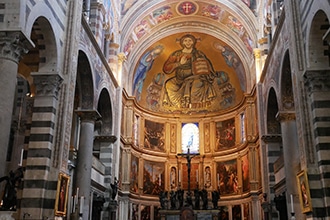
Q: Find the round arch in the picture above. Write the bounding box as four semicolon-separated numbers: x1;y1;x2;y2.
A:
266;87;281;134
76;51;95;109
25;2;62;73
279;51;294;111
307;9;329;69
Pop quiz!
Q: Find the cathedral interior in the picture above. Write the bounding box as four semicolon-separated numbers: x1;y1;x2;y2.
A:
0;0;329;220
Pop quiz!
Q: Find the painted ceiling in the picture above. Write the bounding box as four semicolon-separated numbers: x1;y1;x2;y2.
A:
119;0;259;115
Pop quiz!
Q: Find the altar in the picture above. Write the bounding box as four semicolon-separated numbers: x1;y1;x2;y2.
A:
159;208;220;220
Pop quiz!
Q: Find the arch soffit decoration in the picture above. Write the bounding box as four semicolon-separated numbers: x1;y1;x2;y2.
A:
120;1;259;92
24;2;62;73
77;50;95;109
97;88;113;134
278;50;295;111
306;8;330;70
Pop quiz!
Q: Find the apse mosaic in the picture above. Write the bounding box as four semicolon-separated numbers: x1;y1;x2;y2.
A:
143;160;165;195
133;33;245;114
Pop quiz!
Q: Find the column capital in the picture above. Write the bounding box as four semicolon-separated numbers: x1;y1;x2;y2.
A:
276;111;296;122
94;135;117;143
75;109;101;121
117;52;126;63
253;48;262;59
31;72;63;99
261;134;282;143
304;70;330;93
0;31;32;63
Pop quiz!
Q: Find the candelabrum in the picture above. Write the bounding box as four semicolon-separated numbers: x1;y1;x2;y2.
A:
291;213;295;220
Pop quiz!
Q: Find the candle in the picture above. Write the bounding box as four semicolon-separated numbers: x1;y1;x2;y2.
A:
18;149;24;167
290;194;294;213
217;173;220;185
79;196;84;214
179;170;181;182
71;196;74;213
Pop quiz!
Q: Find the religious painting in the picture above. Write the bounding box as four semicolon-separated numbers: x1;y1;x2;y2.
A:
232;205;242;220
215;118;235;150
141;205;151;220
216;159;238;195
297;170;312;213
55;173;70;216
242;153;250;192
130;154;139;192
132;33;245;115
181;122;199;153
144;119;165;152
143;160;165;195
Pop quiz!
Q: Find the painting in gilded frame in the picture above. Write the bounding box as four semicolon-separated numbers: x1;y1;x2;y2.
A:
215;118;235;150
55;173;70;216
144;119;165;152
143;160;165;195
297;170;312;213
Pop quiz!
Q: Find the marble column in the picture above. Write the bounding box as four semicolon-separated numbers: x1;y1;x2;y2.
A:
0;31;29;177
75;109;101;220
276;111;303;219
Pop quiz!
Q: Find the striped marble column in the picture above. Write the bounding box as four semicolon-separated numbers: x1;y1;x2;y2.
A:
304;71;330;218
20;72;63;219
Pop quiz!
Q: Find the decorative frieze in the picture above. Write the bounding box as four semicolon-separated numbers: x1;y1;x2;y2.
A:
304;70;330;94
